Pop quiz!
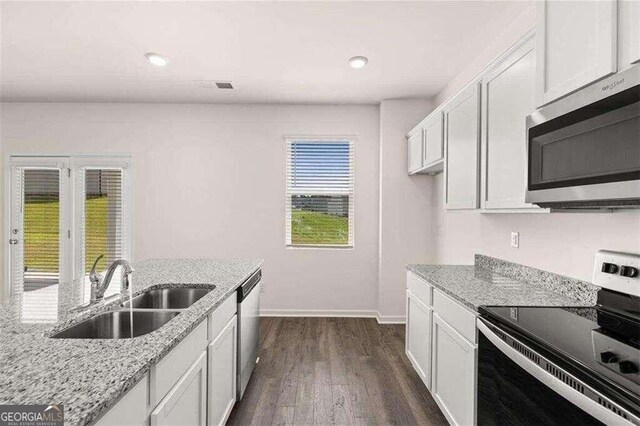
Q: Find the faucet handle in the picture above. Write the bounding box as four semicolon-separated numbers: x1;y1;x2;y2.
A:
89;254;105;285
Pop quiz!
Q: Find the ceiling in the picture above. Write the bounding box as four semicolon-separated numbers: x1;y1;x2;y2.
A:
0;1;530;105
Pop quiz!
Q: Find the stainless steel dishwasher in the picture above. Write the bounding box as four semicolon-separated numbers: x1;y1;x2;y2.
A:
237;269;261;400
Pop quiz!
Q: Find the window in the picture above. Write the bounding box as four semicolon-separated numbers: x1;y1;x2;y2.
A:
285;138;354;248
7;155;132;319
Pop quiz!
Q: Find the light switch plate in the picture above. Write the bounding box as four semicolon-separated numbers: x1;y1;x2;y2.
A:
510;232;519;248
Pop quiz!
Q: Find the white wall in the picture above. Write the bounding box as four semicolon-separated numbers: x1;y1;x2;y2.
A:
1;103;380;313
435;3;536;105
378;98;434;322
430;3;640;282
431;174;640;282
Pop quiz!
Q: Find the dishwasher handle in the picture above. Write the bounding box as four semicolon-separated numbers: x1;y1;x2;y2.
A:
238;269;261;302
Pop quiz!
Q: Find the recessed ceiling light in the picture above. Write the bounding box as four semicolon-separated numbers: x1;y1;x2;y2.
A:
145;52;169;67
349;56;368;69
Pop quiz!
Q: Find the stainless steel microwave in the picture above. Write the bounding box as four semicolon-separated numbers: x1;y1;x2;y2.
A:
526;65;640;209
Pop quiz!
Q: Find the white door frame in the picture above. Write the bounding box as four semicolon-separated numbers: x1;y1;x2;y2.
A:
4;154;133;298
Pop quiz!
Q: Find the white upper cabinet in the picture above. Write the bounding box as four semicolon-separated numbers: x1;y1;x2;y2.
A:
619;0;640;67
407;130;424;174
536;0;617;107
633;0;640;64
423;112;444;167
444;84;481;210
481;35;541;211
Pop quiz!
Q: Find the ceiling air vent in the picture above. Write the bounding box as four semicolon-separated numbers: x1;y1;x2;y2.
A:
194;81;234;90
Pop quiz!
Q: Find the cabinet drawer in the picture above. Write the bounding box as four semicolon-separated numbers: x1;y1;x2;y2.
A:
407;271;432;306
433;289;477;343
151;320;208;406
208;292;237;342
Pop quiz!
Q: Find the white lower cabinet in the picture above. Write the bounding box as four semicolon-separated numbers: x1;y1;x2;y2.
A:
95;292;241;426
431;313;477;426
406;273;478;426
208;315;238;426
151;351;208;426
406;290;432;389
95;374;150;426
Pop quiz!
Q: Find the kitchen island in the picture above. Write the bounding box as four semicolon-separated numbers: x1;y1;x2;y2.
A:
0;258;262;425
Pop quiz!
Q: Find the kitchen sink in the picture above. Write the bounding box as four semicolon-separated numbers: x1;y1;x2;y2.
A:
51;310;180;339
122;287;214;310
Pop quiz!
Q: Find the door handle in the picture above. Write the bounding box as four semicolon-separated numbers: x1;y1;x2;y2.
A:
9;239;18;245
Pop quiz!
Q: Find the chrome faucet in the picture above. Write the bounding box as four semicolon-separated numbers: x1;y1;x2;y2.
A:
89;255;135;302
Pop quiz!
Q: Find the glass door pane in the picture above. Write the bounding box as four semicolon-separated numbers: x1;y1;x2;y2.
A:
23;169;61;291
82;168;125;299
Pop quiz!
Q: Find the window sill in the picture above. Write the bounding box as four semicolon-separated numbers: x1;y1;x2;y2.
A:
286;244;354;251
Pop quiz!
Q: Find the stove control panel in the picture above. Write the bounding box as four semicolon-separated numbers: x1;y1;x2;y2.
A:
593;250;640;297
592;330;640;384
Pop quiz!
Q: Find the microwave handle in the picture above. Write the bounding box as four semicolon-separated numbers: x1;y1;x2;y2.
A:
477;320;637;425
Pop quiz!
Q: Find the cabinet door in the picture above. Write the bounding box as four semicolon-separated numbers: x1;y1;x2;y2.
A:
97;374;149;426
481;36;540;211
628;0;640;64
432;314;477;426
536;0;617;106
151;351;207;426
407;131;424;173
208;315;238;426
405;290;432;390
423;112;444;166
444;84;480;210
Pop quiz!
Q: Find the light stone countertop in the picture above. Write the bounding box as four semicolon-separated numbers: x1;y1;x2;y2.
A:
0;258;262;425
406;264;593;312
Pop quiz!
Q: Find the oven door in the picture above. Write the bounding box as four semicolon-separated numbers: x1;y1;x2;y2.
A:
525;66;640;207
477;320;638;425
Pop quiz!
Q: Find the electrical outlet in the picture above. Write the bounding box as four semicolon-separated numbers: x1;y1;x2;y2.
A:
510;232;519;248
260;283;265;293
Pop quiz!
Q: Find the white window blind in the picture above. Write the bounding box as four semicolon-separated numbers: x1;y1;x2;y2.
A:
21;169;61;291
76;166;128;299
286;139;354;247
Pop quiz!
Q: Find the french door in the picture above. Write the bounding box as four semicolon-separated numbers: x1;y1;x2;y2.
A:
7;155;132;301
8;157;71;297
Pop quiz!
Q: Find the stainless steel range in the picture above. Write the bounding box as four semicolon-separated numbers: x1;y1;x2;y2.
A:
478;250;640;425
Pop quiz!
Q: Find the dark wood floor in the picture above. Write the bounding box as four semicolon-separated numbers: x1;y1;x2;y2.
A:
227;317;447;425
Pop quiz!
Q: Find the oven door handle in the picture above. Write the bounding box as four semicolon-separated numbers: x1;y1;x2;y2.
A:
478;320;637;425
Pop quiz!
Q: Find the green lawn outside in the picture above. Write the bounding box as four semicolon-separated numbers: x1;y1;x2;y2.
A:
291;210;348;246
25;199;346;271
24;196;109;273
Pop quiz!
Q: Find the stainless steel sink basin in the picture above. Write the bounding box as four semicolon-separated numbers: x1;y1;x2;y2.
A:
122;287;213;310
51;310;180;339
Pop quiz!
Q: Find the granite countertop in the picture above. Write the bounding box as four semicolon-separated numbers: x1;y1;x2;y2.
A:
0;258;262;425
407;263;593;312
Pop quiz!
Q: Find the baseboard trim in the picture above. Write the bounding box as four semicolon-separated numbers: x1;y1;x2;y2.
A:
376;314;406;324
260;309;378;318
260;309;406;324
